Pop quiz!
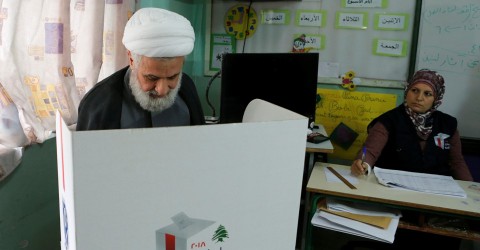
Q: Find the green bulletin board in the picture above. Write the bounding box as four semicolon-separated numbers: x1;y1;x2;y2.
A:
209;34;236;71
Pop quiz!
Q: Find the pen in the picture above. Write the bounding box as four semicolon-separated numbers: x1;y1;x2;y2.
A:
361;146;367;175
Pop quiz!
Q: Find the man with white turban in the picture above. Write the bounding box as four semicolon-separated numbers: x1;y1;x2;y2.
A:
76;8;205;130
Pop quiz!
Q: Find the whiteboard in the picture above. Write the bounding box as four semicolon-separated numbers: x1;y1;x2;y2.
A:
415;0;480;138
211;0;416;81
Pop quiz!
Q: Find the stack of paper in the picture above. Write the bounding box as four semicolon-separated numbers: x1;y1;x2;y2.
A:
374;167;467;198
311;198;402;244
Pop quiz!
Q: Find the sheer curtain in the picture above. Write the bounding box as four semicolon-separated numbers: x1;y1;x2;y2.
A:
0;0;137;181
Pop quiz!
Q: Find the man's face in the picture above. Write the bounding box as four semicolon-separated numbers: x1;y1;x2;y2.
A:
129;55;184;112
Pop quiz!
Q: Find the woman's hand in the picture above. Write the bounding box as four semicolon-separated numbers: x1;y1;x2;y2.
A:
351;159;368;176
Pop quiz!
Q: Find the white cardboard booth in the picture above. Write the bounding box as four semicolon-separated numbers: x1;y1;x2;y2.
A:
56;99;308;250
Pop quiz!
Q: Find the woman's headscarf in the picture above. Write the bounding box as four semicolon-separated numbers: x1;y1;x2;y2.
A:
404;69;446;140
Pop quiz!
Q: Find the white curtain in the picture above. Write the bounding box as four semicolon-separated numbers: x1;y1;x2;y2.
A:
0;0;137;181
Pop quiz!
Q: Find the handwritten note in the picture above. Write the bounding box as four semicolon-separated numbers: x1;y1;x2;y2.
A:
336;12;368;29
315;89;397;159
296;10;325;27
419;46;480;75
318;62;340;78
342;0;385;8
375;14;409;30
374;39;407;57
416;0;480;139
261;10;290;25
419;2;480;75
423;2;480;35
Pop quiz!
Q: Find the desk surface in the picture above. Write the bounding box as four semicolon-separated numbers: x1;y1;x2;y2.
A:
307;162;480;219
306;124;334;154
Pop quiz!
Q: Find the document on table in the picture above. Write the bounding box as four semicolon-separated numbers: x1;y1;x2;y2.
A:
312;211;400;244
326;197;402;218
324;167;359;185
311;198;401;244
373;167;467;198
322;197;401;229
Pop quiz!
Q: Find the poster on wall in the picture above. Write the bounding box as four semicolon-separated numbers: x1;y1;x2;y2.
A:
315;89;397;160
209;34;236;71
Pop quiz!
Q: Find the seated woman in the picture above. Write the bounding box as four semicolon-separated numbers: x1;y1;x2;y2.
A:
348;69;473;249
351;69;473;180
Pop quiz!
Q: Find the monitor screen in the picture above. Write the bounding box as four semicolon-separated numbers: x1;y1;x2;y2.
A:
219;52;319;124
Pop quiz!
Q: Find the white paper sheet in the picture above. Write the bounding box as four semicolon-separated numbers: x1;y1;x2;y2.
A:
326;198;401;218
324;167;359;185
311;210;400;244
374;167;467;198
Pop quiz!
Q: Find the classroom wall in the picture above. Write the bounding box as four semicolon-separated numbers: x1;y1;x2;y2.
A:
0;139;60;250
415;0;480;139
137;1;408;126
209;0;416;81
201;0;409;120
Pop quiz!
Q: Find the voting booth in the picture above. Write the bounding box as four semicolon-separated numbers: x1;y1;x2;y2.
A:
55;99;308;250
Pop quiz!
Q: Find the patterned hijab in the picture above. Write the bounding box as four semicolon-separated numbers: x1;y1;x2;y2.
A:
404;69;445;140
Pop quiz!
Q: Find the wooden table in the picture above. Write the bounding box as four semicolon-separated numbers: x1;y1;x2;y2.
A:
306;124;334;175
299;125;334;249
304;162;480;249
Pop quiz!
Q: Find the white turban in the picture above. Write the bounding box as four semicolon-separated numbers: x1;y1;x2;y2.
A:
122;8;195;58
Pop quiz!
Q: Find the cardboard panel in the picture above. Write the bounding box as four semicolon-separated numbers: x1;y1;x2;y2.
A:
56;99;308;250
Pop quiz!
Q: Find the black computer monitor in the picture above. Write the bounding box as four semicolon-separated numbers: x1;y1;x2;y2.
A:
219;52;319;124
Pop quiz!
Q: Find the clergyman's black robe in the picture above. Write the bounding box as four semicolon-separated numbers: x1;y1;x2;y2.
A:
76;66;205;131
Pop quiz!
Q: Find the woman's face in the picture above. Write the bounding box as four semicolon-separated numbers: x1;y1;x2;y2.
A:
405;82;435;114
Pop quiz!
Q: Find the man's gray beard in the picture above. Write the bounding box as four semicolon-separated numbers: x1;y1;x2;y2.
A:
129;70;182;112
